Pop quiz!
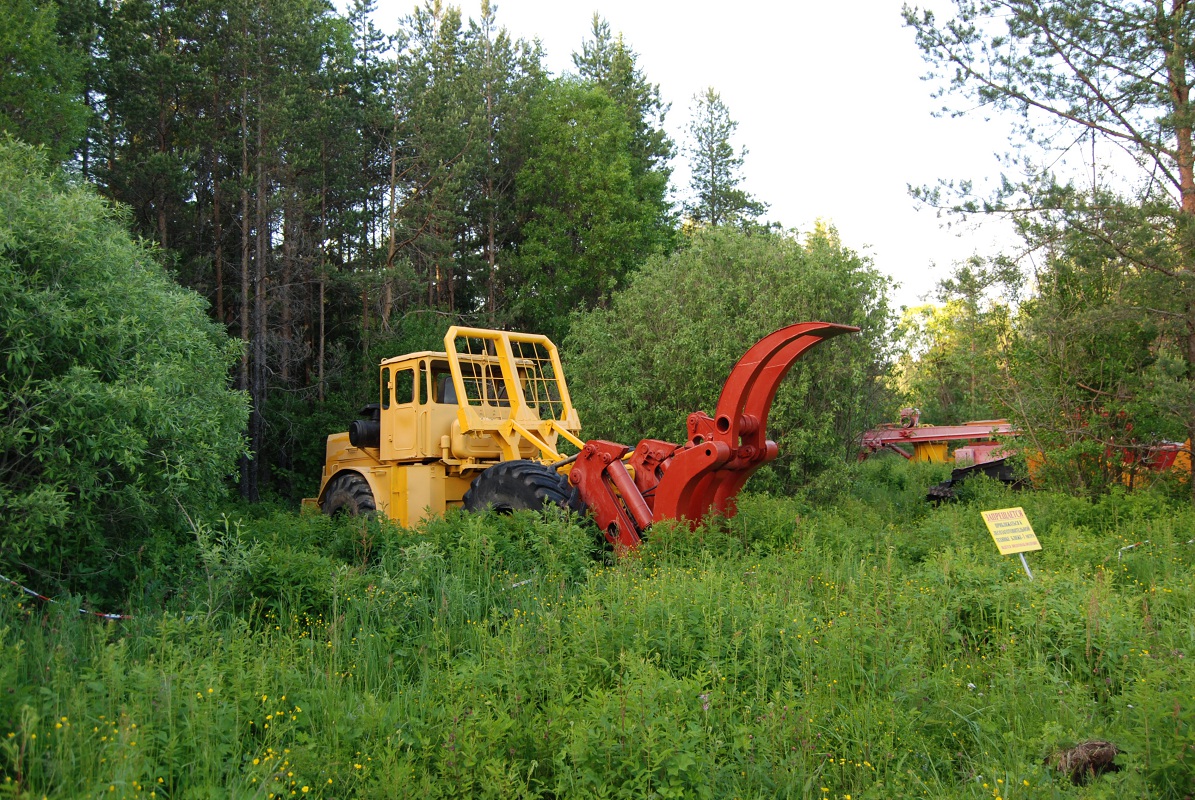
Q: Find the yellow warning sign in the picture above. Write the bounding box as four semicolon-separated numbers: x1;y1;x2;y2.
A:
980;507;1041;555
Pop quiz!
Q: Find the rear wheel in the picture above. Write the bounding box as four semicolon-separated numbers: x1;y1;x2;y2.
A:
463;460;585;516
322;472;377;516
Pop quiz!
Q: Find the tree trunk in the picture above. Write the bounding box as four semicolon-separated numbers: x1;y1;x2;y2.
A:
81;86;92;181
1166;0;1195;503
319;274;326;402
211;79;225;326
249;93;267;503
280;187;294;385
213;157;224;326
383;121;399;332
155;0;169;250
483;19;497;320
487;204;496;318
361;287;370;359
1187;303;1195;504
319;143;327;404
238;79;251;499
1170;1;1195;216
447;236;454;312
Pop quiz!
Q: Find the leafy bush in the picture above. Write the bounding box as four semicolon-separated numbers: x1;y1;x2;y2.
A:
564;225;894;491
0;140;248;598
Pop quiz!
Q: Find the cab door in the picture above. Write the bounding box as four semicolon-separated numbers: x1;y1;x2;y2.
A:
380;365;418;460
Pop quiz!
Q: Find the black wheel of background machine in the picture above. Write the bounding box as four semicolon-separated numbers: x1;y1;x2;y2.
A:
463;460;586;516
322;472;377;517
925;480;957;503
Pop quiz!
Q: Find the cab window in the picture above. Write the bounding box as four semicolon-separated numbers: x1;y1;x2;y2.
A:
393;368;415;405
431;361;455;404
417;361;429;405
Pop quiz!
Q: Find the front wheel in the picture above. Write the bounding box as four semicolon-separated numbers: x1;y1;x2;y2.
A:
463;460;585;516
322;471;377;516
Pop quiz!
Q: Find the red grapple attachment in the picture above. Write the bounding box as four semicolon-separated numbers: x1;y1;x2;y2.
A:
569;322;859;551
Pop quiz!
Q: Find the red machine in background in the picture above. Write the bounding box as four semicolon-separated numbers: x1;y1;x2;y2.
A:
859;408;1023;500
860;409;1190;499
859;408;1018;466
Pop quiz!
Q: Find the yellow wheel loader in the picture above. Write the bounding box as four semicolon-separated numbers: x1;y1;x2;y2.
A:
308;322;857;550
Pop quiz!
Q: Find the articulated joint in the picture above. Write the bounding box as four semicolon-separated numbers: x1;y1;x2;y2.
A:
569;440;653;552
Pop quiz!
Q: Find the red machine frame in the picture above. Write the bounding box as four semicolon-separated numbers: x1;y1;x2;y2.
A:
858;408;1018;462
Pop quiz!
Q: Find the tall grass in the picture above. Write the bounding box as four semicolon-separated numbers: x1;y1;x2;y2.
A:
2;462;1192;798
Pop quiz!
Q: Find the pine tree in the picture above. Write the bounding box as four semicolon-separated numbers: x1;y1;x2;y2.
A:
573;15;674;249
510;78;658;340
389;2;477;314
0;0;87;164
683;87;766;227
464;0;541;321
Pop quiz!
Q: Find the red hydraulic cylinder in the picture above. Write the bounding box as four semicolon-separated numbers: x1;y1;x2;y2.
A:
569;440;648;551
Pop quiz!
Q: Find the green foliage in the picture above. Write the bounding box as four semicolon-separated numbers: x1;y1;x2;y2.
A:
572;15;675;247
191;514;267;618
894;240;1191;498
228;506;596;622
564;224;895;489
2;463;1194;797
894;257;1018;424
1004;212;1189;496
904;1;1195;502
0;140;248;598
683;87;766;227
509;78;666;341
0;0;87;163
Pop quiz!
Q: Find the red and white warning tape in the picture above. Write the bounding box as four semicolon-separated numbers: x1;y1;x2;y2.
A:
0;573;132;620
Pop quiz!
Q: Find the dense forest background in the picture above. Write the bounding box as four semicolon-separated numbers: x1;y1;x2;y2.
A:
1;0;896;592
1;0;890;504
2;4;1194;796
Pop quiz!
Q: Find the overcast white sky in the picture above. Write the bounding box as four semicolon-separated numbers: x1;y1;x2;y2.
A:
369;0;1021;309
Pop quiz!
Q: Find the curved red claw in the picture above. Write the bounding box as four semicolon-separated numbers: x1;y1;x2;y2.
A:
571;322;859;547
652;322;859;525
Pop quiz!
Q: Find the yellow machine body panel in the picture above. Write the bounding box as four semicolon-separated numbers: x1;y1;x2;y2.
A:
309;328;583;527
911;441;949;463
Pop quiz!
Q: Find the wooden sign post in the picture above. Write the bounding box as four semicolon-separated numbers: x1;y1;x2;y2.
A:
980;506;1041;580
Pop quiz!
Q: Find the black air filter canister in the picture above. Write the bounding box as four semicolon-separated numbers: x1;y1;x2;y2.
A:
348;419;381;448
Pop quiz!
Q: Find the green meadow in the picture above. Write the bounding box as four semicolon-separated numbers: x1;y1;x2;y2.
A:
3;461;1192;799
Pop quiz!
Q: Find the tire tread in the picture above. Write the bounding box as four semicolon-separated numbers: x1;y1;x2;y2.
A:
463;460;585;515
322;472;377;516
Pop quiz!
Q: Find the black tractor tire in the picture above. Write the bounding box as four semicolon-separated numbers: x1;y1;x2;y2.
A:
322;471;377;517
463;460;586;516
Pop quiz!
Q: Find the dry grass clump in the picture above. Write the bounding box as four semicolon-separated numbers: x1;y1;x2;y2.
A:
1046;740;1121;785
